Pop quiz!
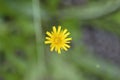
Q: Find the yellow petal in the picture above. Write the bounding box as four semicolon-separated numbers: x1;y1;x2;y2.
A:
63;29;67;34
57;26;61;33
65;44;70;48
45;41;51;44
65;38;72;41
50;46;55;51
55;47;57;52
58;48;61;54
50;44;53;47
63;46;68;51
53;26;56;33
64;32;70;38
46;37;51;40
46;31;52;37
65;42;70;43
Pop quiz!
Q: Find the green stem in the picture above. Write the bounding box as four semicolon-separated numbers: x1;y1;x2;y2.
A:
32;0;44;63
24;0;45;80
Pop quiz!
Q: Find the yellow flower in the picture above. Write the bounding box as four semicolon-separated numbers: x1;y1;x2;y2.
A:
45;26;72;54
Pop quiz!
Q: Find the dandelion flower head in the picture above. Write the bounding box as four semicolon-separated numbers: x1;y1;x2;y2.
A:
45;26;72;54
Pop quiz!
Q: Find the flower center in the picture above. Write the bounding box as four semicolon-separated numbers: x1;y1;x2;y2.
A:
54;37;62;45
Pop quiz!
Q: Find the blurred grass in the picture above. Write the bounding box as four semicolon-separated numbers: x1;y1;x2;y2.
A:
57;0;120;20
0;0;120;80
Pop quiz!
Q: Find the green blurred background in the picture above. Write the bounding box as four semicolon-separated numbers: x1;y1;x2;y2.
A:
0;0;120;80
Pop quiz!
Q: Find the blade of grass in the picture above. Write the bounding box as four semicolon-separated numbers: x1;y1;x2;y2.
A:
24;0;46;80
58;0;120;20
32;0;44;63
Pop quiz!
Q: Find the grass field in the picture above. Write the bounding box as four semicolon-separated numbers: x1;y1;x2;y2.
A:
0;0;120;80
